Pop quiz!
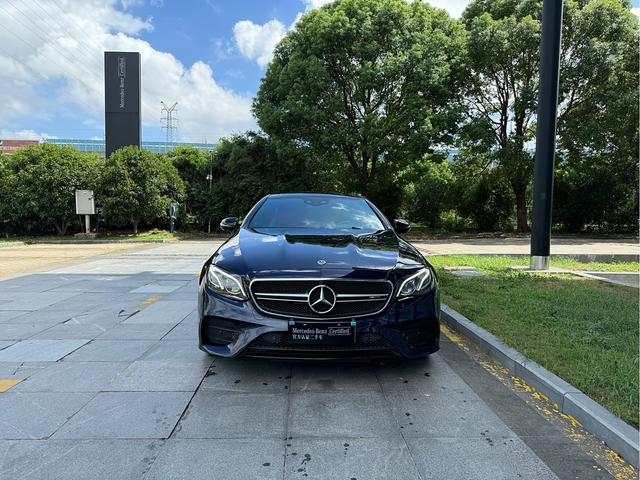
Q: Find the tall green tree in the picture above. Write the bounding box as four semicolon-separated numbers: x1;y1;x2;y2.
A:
459;0;638;232
98;146;185;233
253;0;466;207
0;144;100;235
165;147;211;229
206;132;316;225
556;0;639;231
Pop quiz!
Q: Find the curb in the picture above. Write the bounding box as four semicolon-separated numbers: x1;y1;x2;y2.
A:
0;242;25;248
22;239;171;244
441;304;640;468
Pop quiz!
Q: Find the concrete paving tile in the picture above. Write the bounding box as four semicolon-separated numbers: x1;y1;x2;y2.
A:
32;324;111;340
124;300;194;324
406;437;559;480
290;363;380;393
174;391;287;439
97;323;175;340
384;389;514;438
200;358;290;393
0;323;53;340
13;361;128;392
284;437;420;480
144;438;283;480
0;341;15;350
0;439;163;480
161;320;198;340
0;339;89;362
52;391;192;439
289;391;397;438
0;310;30;322
108;361;208;392
2;309;78;325
61;308;129;329
0;392;93;439
0;362;52;381
140;340;211;365
47;293;128;312
376;353;470;392
63;340;156;362
0;292;80;311
130;284;182;294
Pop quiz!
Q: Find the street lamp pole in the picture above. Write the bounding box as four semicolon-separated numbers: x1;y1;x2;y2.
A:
207;151;213;234
530;0;564;270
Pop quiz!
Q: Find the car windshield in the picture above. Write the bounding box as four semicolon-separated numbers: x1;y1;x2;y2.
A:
248;196;385;231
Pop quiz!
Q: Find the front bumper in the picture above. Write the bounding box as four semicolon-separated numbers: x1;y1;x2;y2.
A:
197;281;440;360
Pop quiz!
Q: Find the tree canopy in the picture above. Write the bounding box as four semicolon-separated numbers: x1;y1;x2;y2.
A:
0;144;100;235
98;146;185;233
458;0;638;232
254;0;466;204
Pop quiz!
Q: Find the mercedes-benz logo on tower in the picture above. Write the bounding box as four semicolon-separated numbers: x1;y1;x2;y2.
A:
308;285;336;314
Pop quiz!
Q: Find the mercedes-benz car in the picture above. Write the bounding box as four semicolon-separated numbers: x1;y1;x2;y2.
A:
197;193;439;360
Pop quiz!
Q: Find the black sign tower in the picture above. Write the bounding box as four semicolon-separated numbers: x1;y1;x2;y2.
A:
104;51;141;158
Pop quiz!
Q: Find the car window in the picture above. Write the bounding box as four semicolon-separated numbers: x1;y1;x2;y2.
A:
249;196;385;231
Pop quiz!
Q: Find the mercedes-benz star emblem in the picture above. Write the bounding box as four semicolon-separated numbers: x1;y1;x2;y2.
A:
307;285;336;314
317;259;326;265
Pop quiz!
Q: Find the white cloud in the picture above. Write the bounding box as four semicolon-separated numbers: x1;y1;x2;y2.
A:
632;7;640;17
233;19;287;68
0;0;255;142
302;0;334;10
0;129;53;140
423;0;469;18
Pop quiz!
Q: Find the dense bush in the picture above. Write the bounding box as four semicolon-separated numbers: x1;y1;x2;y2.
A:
97;146;185;233
0;144;100;235
165;147;210;230
554;155;639;233
205;132;317;223
457;171;515;232
404;159;456;228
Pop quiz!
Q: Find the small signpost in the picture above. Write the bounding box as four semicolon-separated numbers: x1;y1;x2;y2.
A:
75;190;95;234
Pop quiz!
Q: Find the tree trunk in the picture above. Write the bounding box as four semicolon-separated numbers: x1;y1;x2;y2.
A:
513;183;528;233
131;220;139;234
54;223;67;236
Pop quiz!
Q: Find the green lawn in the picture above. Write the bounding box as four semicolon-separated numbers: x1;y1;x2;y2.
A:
430;255;639;428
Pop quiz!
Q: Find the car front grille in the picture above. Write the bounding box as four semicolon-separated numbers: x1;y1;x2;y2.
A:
250;278;393;319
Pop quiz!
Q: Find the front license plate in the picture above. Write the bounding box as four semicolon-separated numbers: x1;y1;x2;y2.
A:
288;321;356;345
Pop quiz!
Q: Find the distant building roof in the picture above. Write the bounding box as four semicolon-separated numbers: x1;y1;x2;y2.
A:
0;139;39;155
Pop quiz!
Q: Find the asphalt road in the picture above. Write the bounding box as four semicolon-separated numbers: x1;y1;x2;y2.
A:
0;242;624;479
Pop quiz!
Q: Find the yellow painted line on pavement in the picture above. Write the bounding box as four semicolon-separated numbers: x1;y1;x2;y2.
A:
138;295;162;311
441;324;638;480
0;379;21;392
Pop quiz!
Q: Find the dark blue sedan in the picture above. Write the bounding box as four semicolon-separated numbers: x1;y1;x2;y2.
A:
198;193;440;360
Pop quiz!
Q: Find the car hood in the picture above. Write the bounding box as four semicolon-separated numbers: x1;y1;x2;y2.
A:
211;228;424;277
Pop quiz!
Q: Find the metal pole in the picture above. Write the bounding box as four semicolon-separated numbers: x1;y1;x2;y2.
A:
207;151;213;234
530;0;563;270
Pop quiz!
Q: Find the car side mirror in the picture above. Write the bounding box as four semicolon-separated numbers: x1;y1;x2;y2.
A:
220;217;240;232
394;219;411;234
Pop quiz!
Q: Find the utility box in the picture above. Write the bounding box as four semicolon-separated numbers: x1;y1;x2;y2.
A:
75;190;95;215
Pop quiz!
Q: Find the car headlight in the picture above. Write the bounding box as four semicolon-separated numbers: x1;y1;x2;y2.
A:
206;265;247;300
397;268;432;297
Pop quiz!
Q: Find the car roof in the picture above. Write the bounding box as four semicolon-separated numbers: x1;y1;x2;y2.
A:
266;193;363;200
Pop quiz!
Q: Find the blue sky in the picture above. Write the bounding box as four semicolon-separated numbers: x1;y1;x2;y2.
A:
0;0;637;143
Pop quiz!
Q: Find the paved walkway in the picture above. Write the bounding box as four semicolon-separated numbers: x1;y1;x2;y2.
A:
413;237;639;256
0;242;630;479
